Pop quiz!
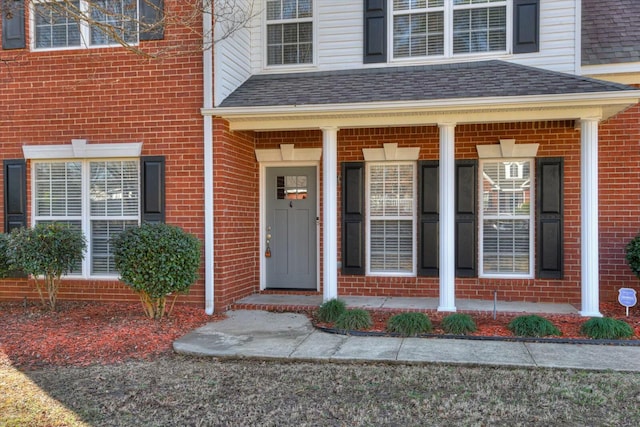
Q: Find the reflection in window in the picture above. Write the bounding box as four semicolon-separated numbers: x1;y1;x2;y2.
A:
277;175;308;200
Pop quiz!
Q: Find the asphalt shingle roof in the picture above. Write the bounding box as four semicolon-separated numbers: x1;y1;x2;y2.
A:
219;61;635;108
582;0;640;66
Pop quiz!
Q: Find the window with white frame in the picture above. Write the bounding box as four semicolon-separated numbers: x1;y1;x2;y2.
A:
479;159;533;277
266;0;313;66
34;159;139;276
367;162;416;275
393;0;507;59
33;0;138;49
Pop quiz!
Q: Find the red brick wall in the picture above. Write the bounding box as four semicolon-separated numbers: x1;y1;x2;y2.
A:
251;117;639;305
212;120;260;311
599;102;640;301
0;1;206;306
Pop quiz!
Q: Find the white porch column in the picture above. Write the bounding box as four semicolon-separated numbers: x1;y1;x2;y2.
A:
438;123;457;312
580;118;602;317
322;127;339;301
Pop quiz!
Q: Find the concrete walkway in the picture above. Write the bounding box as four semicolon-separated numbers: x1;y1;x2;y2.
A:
173;310;640;372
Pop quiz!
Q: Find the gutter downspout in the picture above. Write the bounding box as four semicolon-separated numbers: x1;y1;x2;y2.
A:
203;1;215;315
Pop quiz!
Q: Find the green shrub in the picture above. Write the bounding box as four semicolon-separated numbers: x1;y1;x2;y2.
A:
441;313;477;335
335;309;373;331
7;223;86;310
580;317;634;340
317;298;347;323
112;223;201;319
0;233;13;279
626;234;640;279
386;312;432;336
508;315;561;337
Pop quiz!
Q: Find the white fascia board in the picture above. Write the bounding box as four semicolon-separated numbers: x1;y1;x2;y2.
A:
23;140;142;159
204;91;640;131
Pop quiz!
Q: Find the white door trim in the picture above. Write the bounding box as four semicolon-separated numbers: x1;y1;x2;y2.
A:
258;160;320;291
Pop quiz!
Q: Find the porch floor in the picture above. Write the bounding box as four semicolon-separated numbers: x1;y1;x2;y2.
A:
231;294;579;315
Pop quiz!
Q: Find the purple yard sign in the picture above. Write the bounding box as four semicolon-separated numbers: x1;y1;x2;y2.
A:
618;288;637;317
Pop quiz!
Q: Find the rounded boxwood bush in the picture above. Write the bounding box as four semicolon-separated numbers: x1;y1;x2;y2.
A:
317;298;347;323
580;317;634;340
441;313;477;335
112;223;201;319
7;223;86;311
335;309;373;331
626;234;640;279
508;315;561;337
387;312;432;336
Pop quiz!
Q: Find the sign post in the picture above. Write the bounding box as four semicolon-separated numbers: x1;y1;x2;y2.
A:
618;288;637;317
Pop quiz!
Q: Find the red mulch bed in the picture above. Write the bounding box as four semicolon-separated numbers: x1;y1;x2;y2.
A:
2;301;639;370
314;302;640;341
0;301;220;370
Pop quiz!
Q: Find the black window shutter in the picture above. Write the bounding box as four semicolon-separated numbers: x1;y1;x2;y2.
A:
418;161;439;277
139;0;164;41
363;0;387;63
3;159;27;232
2;0;25;50
536;157;563;279
455;160;477;277
341;162;365;275
141;156;165;223
513;0;539;54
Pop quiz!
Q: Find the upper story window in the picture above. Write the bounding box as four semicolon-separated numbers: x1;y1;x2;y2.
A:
393;0;507;59
33;0;138;50
266;0;313;66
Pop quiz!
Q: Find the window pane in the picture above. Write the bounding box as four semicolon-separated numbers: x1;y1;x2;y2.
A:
90;161;139;217
34;1;81;48
370;220;413;273
90;0;138;46
35;162;82;217
368;163;415;274
481;160;532;275
267;0;281;20
91;220;137;275
453;6;505;53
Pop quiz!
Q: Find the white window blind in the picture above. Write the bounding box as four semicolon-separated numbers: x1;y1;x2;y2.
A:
368;163;415;274
33;0;138;50
33;159;140;277
480;159;533;276
392;0;506;58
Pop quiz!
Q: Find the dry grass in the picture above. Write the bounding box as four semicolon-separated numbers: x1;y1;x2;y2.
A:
3;354;640;426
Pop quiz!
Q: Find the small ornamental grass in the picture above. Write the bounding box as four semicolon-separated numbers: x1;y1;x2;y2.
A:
441;313;477;335
317;298;347;323
334;309;373;331
580;317;634;340
386;312;432;336
508;315;561;337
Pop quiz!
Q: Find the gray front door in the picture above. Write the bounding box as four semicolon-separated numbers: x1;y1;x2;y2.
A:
265;166;317;289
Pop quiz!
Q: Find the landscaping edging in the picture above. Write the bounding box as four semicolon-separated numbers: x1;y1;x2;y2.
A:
315;325;640;346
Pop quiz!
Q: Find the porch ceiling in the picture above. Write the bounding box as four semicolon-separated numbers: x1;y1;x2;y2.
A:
206;61;640;131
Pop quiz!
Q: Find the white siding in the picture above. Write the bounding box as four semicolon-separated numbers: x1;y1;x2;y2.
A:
509;0;578;74
214;0;254;106
221;0;580;104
